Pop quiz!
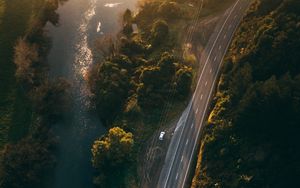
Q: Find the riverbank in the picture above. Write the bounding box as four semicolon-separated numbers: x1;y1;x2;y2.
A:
0;0;72;187
45;1;137;187
88;0;237;187
0;0;41;148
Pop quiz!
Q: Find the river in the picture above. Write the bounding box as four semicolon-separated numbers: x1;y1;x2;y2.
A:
46;0;137;187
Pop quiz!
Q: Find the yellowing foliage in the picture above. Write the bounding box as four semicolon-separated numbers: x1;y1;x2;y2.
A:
91;127;134;168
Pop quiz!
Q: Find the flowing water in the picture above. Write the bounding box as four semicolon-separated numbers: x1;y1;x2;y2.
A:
46;0;137;187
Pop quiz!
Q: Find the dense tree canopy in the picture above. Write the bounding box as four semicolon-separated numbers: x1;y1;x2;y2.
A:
0;1;68;188
91;127;134;187
88;1;196;187
137;52;180;109
92;127;134;168
192;0;300;187
0;126;56;188
176;66;193;97
29;79;70;122
89;60;130;124
151;19;169;46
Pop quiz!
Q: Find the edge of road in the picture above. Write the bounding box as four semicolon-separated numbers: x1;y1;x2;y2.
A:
157;0;253;187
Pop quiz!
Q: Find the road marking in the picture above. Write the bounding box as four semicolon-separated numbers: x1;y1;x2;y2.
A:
186;139;189;145
195;108;199;114
205;81;208;86
181;0;245;187
181;156;184;162
163;0;243;187
219;45;222;50
210;68;212;73
191;123;194;128
176;172;179;180
214;56;217;62
200;94;203;100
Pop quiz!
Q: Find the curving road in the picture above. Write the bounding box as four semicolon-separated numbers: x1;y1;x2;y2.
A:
157;0;252;187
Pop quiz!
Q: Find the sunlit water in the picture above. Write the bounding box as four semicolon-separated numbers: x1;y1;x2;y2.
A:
46;0;137;187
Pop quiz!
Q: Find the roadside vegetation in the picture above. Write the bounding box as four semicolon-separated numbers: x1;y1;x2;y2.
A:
89;0;201;186
0;0;69;187
89;0;240;187
192;0;300;187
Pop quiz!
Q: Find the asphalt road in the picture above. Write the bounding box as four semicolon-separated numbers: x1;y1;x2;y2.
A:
156;0;252;187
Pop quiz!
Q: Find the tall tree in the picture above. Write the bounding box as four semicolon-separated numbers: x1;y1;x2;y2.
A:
91;127;134;187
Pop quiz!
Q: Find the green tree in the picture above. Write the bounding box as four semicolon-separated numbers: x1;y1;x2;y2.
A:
192;1;300;187
119;37;146;56
137;52;179;109
176;66;193;97
151;19;169;46
122;23;133;36
29;79;70;122
91;127;134;187
158;52;176;79
0;134;56;188
123;9;132;24
137;66;165;109
122;9;133;36
89;61;130;125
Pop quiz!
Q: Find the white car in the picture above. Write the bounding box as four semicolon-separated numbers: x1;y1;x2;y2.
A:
159;131;166;141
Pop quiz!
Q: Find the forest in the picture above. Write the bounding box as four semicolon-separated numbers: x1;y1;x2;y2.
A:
88;0;201;186
192;0;300;187
1;0;299;187
0;0;69;187
0;0;198;187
